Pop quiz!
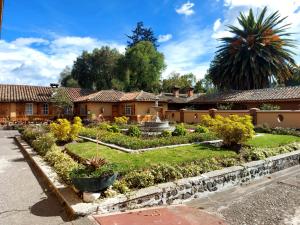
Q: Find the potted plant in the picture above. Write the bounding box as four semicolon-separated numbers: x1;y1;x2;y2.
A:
70;157;117;192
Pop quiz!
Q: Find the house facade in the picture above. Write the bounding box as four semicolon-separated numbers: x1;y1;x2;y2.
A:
74;90;168;123
0;84;93;123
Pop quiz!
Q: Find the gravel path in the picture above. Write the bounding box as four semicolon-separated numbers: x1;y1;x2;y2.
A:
186;166;300;225
220;182;300;225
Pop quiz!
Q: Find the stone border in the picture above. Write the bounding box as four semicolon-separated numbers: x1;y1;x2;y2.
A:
14;136;83;218
79;135;222;153
14;136;300;216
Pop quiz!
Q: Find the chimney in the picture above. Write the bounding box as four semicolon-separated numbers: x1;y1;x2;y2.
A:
187;87;194;97
50;83;59;88
172;86;180;97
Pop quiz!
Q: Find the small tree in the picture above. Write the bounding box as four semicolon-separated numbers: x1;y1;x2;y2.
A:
51;88;73;117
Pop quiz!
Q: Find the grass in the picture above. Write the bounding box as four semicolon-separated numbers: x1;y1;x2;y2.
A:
66;142;237;173
247;133;300;148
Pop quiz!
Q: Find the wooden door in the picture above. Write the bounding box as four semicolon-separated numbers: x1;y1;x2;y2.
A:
112;105;119;118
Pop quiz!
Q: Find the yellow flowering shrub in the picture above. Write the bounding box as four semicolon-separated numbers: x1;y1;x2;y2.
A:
200;114;254;147
50;118;71;141
70;117;83;140
114;116;129;125
50;117;83;141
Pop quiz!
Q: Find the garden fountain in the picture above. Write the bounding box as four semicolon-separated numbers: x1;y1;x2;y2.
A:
142;97;171;132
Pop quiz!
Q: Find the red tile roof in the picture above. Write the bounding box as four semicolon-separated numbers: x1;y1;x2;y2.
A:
191;86;300;104
0;84;93;102
75;90;158;102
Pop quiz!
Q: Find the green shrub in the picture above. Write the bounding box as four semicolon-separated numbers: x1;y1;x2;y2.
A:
44;145;79;182
107;124;120;133
260;103;280;110
177;164;202;177
254;123;272;133
113;180;130;193
22;125;46;144
124;171;155;189
172;123;187;136
194;125;209;134
161;130;172;137
150;164;183;183
98;122;111;130
80;128;216;150
114;116;129;125
127;126;141;137
32;133;56;156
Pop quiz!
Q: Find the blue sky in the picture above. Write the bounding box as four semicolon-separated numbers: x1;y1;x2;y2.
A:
0;0;300;85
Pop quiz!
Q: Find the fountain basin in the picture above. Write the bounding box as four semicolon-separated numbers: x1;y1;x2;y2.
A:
142;121;171;132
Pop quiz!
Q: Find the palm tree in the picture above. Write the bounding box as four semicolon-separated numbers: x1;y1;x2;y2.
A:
208;7;296;90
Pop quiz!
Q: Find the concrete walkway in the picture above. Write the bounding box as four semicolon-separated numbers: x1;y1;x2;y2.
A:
0;130;73;225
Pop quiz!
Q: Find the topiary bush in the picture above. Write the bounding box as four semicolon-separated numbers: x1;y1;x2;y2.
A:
194;125;209;133
127;125;141;137
172;123;187;136
32;133;56;156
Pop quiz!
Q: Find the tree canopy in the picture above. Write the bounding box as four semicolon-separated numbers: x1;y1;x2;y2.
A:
70;47;123;90
161;72;196;93
126;21;158;49
208;7;296;90
121;41;165;92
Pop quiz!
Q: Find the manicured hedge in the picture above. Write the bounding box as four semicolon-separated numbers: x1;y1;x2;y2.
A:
80;128;216;149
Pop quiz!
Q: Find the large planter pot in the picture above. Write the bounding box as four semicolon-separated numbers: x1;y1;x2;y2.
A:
71;173;117;193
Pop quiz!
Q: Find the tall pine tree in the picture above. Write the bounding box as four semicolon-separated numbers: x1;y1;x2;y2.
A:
127;22;158;49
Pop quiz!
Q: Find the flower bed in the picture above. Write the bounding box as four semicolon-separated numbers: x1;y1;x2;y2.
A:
79;127;216;150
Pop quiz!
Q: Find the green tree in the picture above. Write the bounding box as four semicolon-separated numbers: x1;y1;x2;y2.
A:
59;66;79;88
71;47;123;90
285;65;300;86
127;22;158;49
161;72;196;93
121;41;165;92
50;88;74;117
208;7;296;90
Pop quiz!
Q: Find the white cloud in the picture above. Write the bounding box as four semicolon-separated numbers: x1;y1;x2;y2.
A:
12;37;49;46
0;37;125;85
176;1;195;16
161;28;217;80
213;18;222;32
158;34;173;43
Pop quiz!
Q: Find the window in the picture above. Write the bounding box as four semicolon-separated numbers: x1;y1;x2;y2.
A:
64;107;73;115
25;103;33;115
125;104;132;116
43;103;49;115
80;105;86;115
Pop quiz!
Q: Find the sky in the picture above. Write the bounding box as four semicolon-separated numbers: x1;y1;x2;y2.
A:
0;0;300;86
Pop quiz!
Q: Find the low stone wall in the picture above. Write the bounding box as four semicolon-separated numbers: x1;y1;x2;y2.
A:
88;150;300;215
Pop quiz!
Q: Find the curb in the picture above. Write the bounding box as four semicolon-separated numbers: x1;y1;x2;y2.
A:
14;136;82;219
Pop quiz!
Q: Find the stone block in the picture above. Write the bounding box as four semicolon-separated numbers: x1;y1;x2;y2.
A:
83;192;101;203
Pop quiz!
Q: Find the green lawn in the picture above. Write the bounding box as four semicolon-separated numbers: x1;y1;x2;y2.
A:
247;133;300;148
66;142;236;173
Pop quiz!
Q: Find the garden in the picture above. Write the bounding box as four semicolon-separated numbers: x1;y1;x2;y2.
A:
19;115;300;201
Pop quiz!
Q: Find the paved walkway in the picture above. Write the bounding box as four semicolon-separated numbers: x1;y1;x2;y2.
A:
0;130;73;225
